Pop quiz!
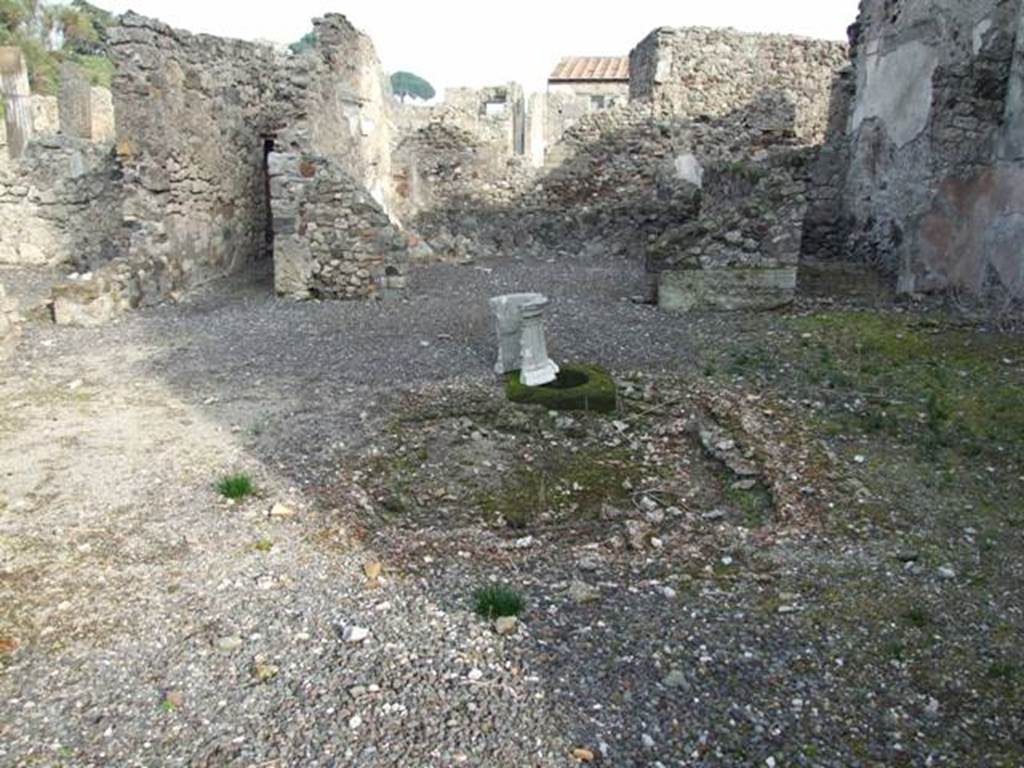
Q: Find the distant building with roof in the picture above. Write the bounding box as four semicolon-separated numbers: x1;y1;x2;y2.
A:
547;56;630;109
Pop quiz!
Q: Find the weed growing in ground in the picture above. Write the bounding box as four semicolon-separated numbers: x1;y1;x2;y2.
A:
474;584;525;619
218;473;254;500
901;606;931;628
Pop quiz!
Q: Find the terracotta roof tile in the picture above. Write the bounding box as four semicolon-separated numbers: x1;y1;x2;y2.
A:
549;56;629;82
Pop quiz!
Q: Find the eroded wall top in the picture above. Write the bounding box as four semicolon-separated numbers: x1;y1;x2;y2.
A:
629;26;849;143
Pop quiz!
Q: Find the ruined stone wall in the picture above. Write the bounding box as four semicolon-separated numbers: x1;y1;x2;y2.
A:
268;14;409;298
629;27;849;143
1;97;57;172
55;64;115;143
398;84;527;160
800;66;857;264
96;11;276;312
446;85;526;156
270;152;408;300
278;14;397;212
394;92;811;272
650;150;813;311
0;137;123;268
41;11;408;320
390;84;535;257
90;87;115;143
391;121;531;261
840;0;1024;302
530;91;597;168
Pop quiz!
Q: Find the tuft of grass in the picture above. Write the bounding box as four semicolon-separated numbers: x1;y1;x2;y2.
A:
725;483;774;528
901;606;931;628
218;473;254;500
886;640;907;661
473;584;525;619
987;661;1018;681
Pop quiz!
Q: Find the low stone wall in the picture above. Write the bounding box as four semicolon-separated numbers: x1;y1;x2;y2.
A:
650;151;813;311
629;26;849;144
0;137;123;269
270;152;408;300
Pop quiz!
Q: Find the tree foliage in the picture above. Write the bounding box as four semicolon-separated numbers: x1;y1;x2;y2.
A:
390;71;435;102
288;31;315;55
0;0;113;94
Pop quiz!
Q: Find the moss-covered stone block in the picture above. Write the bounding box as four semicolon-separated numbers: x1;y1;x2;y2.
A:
505;363;617;414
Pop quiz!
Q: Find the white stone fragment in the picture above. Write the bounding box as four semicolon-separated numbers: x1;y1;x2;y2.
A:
343;626;370;643
674;153;704;187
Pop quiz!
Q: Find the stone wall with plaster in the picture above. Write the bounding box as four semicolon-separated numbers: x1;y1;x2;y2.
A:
629;26;849;144
269;152;408;300
278;14;398;213
840;0;1024;302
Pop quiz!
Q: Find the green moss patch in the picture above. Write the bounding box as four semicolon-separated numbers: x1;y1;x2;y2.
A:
788;313;1024;461
505;364;617;414
478;447;645;529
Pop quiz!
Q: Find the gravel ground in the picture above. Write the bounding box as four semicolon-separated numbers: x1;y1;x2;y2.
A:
1;254;1022;767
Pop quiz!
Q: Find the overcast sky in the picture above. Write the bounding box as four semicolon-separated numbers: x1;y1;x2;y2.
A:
97;1;859;93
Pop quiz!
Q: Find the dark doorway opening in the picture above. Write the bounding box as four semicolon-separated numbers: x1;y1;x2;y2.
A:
261;136;276;261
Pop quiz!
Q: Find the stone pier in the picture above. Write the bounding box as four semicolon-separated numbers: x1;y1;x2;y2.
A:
0;48;33;160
